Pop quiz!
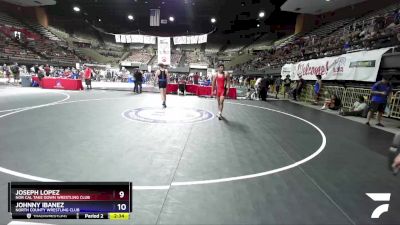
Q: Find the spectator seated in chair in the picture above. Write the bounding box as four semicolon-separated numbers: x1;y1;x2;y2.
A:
339;96;368;117
321;94;341;111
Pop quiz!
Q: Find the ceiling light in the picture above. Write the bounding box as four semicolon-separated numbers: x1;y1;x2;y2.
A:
169;16;175;22
73;6;80;12
259;11;265;18
98;19;101;22
211;18;216;23
128;15;134;20
257;24;260;27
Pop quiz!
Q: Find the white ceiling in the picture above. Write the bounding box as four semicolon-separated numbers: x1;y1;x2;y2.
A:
1;0;56;6
281;0;368;15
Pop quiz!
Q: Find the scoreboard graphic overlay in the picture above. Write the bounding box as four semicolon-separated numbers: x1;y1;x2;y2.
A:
8;182;132;220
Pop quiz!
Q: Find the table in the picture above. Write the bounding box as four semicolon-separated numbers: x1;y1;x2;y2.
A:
196;86;213;97
32;76;40;86
166;84;178;93
41;77;84;90
185;84;198;94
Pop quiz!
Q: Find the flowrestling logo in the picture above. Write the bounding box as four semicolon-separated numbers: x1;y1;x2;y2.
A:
123;107;214;124
366;193;391;219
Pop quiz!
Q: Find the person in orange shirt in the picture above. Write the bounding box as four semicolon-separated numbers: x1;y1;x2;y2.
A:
84;65;92;90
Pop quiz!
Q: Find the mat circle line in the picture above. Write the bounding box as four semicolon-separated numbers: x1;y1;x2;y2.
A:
0;96;326;190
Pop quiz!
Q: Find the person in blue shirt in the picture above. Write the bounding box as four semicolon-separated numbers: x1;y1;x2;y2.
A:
366;77;392;127
313;75;322;105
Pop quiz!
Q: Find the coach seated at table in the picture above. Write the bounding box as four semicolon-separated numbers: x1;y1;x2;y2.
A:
339;96;368;117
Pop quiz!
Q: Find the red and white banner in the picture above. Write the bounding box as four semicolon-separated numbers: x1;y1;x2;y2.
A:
158;37;171;65
282;47;391;82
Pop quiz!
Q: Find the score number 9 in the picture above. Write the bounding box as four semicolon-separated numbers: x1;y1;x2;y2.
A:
117;191;127;211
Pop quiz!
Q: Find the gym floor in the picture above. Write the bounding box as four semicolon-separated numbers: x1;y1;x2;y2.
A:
0;87;399;225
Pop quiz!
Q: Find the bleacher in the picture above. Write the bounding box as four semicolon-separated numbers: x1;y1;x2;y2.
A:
25;21;61;42
341;2;400;35
0;31;41;61
237;2;400;73
171;51;183;66
275;34;300;48
126;50;153;64
0;11;23;28
205;43;220;55
306;18;354;38
224;46;243;53
0;11;83;64
184;51;208;65
244;34;274;51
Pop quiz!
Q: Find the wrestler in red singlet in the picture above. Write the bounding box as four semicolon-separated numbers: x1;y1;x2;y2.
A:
216;72;226;97
212;64;230;120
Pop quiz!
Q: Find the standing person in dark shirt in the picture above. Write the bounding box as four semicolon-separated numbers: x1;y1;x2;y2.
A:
283;75;291;99
366;77;392;127
259;77;268;101
134;70;143;94
11;63;20;84
292;75;305;101
274;77;282;99
156;63;169;108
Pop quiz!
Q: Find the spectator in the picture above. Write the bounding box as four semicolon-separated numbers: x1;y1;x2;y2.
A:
3;64;10;83
313;75;322;104
343;40;351;52
259;77;268;101
193;72;200;85
283;75;291;98
11;63;20;84
395;9;400;24
255;77;262;100
321;94;341;110
386;9;400;29
292;75;305;101
274;77;282;99
71;69;79;79
366;77;392;127
178;75;187;95
34;64;39;75
84;66;92;89
44;64;50;76
134;70;143;94
244;77;250;88
339;96;368;117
